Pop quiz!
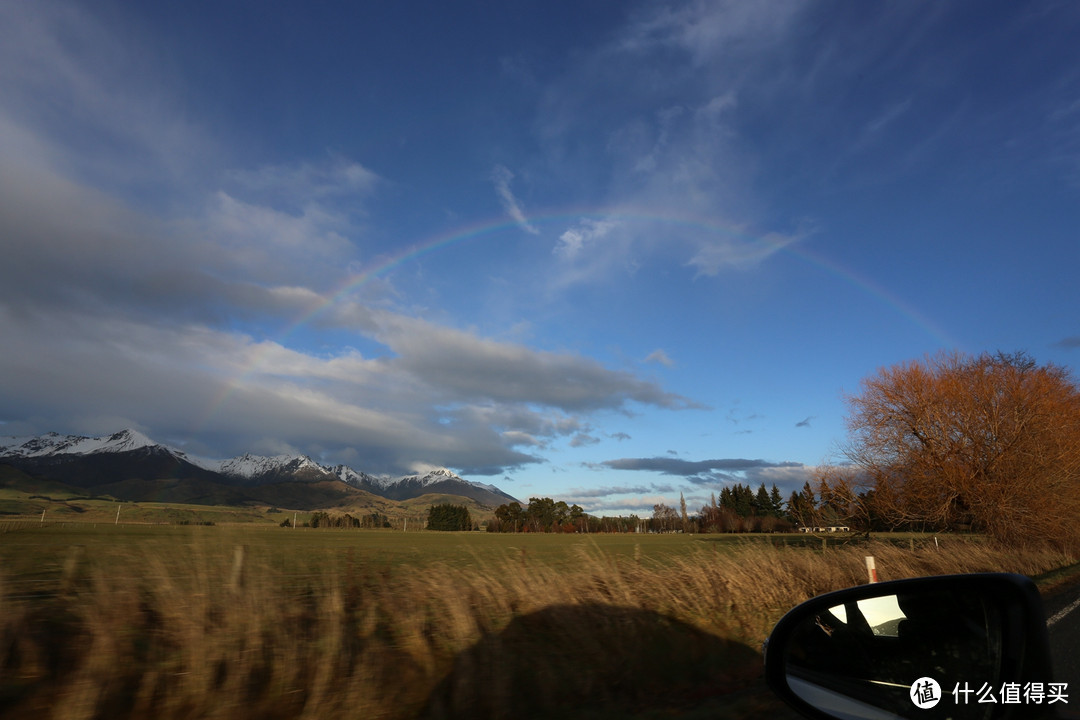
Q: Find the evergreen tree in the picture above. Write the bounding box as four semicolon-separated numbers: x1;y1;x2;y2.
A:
770;484;785;518
734;484;753;517
754;484;771;517
787;485;818;528
427;503;472;531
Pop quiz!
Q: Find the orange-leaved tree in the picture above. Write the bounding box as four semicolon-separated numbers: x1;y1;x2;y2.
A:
844;351;1080;546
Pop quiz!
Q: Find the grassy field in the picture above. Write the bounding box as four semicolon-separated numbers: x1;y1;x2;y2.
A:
0;476;277;525
0;480;496;528
0;521;962;583
1;523;1074;719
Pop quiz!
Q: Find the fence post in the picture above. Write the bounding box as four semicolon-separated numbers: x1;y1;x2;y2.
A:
865;555;878;583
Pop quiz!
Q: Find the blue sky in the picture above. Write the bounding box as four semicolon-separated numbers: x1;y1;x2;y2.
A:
2;1;1079;514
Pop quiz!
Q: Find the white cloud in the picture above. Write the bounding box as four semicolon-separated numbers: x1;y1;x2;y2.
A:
619;0;807;67
0;280;702;475
554;218;620;260
225;157;380;210
501;430;543;447
528;2;813;288
0;1;211;190
0;306;526;473
687;228;805;277
202;190;358;285
644;349;675;367
568;495;678;514
492;164;540;234
369;311;701;412
0;1;713;479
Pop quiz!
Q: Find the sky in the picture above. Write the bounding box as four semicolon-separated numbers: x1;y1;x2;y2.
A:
2;1;1080;514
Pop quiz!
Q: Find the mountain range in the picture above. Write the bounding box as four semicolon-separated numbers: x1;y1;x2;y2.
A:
0;429;519;510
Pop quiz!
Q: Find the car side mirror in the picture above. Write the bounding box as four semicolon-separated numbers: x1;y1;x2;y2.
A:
764;573;1054;719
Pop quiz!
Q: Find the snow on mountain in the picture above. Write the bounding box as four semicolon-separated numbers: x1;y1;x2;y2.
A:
1;430;519;504
0;429;159;457
395;468;462;487
216;453;338;486
368;467;518;505
219;453;326;479
471;480;511;495
358;473;404;490
328;464;381;488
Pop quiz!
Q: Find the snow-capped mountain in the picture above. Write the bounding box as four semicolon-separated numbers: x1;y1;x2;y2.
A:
0;429;159;457
218;453;517;506
218;453;335;485
328;464;382;489
0;430;519;507
366;468;519;505
0;429;225;497
346;467;460;491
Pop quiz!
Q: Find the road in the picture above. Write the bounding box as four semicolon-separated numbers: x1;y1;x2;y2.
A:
1044;579;1080;688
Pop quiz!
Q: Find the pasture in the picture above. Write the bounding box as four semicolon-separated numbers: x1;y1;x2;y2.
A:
1;522;1074;719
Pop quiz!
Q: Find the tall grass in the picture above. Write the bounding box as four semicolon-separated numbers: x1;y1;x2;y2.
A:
1;534;1072;719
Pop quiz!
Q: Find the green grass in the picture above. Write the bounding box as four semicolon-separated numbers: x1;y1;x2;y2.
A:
0;524;730;582
0;491;275;524
0;483;504;527
0;522;974;592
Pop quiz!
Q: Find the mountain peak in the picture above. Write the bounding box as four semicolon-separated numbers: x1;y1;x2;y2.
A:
218;452;331;483
1;429;520;506
0;428;159;457
103;428;157;451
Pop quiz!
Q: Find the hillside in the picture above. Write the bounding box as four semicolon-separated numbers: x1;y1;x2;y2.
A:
0;429;519;516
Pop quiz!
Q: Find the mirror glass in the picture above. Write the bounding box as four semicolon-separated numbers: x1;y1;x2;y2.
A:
783;588;1004;719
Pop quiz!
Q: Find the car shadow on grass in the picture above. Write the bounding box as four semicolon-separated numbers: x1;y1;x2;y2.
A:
421;602;802;720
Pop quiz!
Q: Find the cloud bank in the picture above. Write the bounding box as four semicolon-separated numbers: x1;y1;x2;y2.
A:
0;3;702;476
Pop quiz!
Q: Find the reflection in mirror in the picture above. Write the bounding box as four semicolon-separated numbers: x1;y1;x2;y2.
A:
830;595;907;637
784;588;1003;719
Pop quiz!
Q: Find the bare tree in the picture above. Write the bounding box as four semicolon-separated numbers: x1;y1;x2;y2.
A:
810;463;865;530
844;351;1080;545
652;503;679;533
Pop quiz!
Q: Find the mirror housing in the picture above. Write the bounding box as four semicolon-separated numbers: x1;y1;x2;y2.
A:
764;573;1054;719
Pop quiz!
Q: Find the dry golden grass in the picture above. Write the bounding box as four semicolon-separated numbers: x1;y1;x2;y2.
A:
1;534;1072;719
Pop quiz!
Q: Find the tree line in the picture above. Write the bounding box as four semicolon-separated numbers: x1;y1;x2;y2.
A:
280;511;392;529
487;497;589;533
277;350;1078;547
426;503;475;531
487;487;806;534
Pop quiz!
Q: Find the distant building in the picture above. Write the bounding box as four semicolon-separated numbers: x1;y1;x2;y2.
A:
797;525;850;533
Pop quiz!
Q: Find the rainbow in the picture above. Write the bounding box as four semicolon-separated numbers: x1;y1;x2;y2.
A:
192;209;957;433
